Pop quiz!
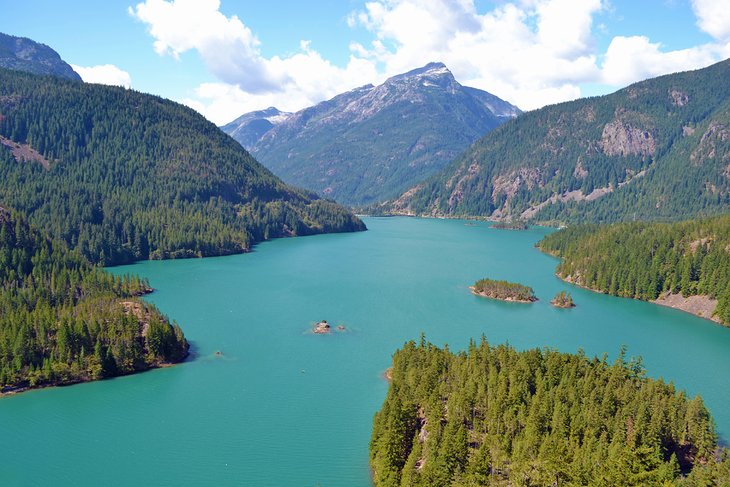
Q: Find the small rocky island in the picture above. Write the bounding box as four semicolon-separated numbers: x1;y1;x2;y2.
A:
471;278;537;303
551;290;575;308
492;220;528;230
313;320;331;334
313;320;347;334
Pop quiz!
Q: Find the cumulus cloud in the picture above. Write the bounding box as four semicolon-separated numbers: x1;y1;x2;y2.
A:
601;36;725;86
130;0;279;92
71;64;132;88
130;0;377;123
350;0;604;109
691;0;730;41
131;0;730;123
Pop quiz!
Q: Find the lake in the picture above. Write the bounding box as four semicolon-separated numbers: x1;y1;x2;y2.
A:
2;217;729;486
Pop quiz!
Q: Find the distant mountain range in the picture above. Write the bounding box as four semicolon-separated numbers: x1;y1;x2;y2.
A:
384;58;730;223
0;32;81;81
220;107;292;151
222;62;520;206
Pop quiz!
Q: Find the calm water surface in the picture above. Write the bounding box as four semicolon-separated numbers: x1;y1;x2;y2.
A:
2;217;730;486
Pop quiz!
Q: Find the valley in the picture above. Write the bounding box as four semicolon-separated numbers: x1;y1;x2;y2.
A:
2;17;730;486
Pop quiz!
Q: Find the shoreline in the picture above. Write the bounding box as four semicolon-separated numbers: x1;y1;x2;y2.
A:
555;273;726;326
359;210;564;228
0;354;189;399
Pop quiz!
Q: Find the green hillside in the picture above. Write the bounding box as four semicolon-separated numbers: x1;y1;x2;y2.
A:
387;59;730;223
0;68;364;266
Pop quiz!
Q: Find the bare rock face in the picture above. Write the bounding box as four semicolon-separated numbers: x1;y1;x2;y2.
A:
0;33;82;81
670;89;689;107
691;122;730;165
601;118;656;158
491;167;542;202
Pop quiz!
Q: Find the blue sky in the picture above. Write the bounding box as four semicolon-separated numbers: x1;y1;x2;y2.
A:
2;0;729;124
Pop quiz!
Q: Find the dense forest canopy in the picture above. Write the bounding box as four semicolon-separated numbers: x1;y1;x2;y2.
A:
371;338;730;486
538;215;730;324
0;68;364;266
0;207;188;391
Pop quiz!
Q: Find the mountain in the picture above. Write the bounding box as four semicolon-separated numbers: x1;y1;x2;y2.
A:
0;67;364;266
0;32;81;81
220;107;292;150
223;62;520;206
386;59;730;223
0;206;188;393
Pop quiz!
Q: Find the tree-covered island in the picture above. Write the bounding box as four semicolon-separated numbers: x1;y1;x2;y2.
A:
491;220;528;230
551;290;575;308
471;278;537;303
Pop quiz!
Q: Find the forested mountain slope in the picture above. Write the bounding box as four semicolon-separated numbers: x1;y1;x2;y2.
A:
236;63;520;206
0;206;188;392
538;215;730;324
0;68;364;265
371;338;730;486
386;59;730;223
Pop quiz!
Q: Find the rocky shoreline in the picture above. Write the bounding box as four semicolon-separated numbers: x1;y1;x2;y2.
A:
558;274;723;325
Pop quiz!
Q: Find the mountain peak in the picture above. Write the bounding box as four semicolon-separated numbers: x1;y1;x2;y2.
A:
0;32;81;81
220;106;292;150
226;63;520;206
385;62;453;85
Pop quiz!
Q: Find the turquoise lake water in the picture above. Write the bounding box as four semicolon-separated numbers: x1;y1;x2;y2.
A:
2;217;730;486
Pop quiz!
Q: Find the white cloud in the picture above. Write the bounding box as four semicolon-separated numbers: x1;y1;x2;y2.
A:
691;0;730;41
601;36;725;86
131;0;730;123
351;0;605;109
71;64;132;88
130;0;379;123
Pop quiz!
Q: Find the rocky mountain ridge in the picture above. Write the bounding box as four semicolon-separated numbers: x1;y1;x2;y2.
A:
223;62;520;206
219;107;292;150
0;32;81;81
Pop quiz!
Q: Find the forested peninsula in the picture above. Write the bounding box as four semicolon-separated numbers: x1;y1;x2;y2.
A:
0;68;364;266
0;207;188;395
538;216;730;325
370;338;730;486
